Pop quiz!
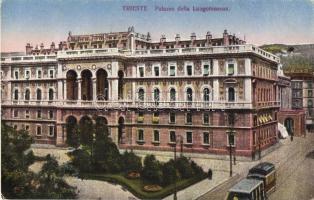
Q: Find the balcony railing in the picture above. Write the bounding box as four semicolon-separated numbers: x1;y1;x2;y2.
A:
2;45;279;63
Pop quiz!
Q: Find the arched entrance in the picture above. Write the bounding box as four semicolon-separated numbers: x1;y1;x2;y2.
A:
79;116;93;145
284;118;294;135
65;116;78;147
96;69;109;100
66;70;78;100
81;70;93;100
118;117;125;144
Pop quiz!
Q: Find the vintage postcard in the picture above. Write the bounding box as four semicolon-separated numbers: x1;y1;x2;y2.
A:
1;0;314;199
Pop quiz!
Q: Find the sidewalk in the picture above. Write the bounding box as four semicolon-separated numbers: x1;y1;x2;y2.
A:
163;171;231;200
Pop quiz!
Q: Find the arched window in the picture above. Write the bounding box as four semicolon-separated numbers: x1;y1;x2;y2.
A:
49;89;54;100
138;88;144;101
170;88;176;101
203;88;210;102
96;69;108;100
186;88;193;102
66;70;78;100
36;89;42;100
228;87;235;102
81;70;93;100
25;89;30;101
14;89;19;100
154;88;160;105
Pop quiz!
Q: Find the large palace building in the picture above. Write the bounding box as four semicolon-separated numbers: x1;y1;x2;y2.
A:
1;27;281;158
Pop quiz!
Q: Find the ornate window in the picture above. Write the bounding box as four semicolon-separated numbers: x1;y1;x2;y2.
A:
14;89;19;100
203;132;210;145
49;89;54;100
24;89;30;100
36;89;42;100
138;88;145;101
228;87;235;102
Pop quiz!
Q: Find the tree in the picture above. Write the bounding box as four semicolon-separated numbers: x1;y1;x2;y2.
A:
70;149;92;173
121;151;142;173
66;117;79;148
1;123;76;199
175;157;194;179
162;159;177;186
141;155;163;185
79;116;94;147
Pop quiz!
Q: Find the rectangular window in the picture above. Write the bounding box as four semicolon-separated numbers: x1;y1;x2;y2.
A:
139;67;144;77
203;65;209;76
25;110;30;119
169;131;176;143
36;125;42;136
137;129;144;141
48;126;54;137
48;110;53;119
308;90;313;97
37;110;42;119
169;112;176;124
13;110;18;118
186;132;193;144
14;71;19;79
49;70;54;78
203;113;209;124
137;112;144;123
99;44;102;48
186;65;193;76
228;64;234;75
227;132;235;146
186;112;192;124
154;66;159;77
203;132;210;145
37;70;42;79
25;125;30;131
169;66;176;76
153;130;160;142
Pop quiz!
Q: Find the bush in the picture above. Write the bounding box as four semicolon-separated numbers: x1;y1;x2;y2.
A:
191;160;205;176
121;151;142;173
60;163;79;176
175;157;194;179
25;150;35;166
70;149;92;173
162;160;177;186
141;155;163;185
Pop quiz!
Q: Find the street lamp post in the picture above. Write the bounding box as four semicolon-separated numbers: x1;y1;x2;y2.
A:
174;135;183;200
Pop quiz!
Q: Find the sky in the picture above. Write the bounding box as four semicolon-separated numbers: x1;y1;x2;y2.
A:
1;0;314;52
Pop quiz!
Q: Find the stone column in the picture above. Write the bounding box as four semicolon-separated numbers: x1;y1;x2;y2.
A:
245;58;252;76
57;80;63;100
77;79;81;100
63;80;67;100
93;78;97;100
213;79;219;101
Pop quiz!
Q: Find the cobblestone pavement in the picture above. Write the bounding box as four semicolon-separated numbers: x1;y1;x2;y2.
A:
198;133;314;200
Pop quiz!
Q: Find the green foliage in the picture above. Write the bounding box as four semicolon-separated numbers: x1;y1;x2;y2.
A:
1;122;76;199
162;159;177;186
141;155;163;185
175;157;194;179
69;149;92;173
121;151;143;173
190;160;205;176
79;117;94;147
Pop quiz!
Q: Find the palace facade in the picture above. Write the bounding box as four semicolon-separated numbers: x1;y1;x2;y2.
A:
1;28;281;158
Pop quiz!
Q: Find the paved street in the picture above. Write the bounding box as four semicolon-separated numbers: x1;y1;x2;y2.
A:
198;133;314;200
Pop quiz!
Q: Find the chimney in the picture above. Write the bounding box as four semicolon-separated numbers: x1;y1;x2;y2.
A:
175;34;180;43
223;29;229;46
40;43;44;51
147;32;151;41
191;32;196;41
206;31;212;42
50;42;55;50
26;43;33;55
160;34;166;44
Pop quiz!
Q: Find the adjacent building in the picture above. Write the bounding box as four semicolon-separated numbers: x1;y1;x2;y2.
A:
1;28;281;158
